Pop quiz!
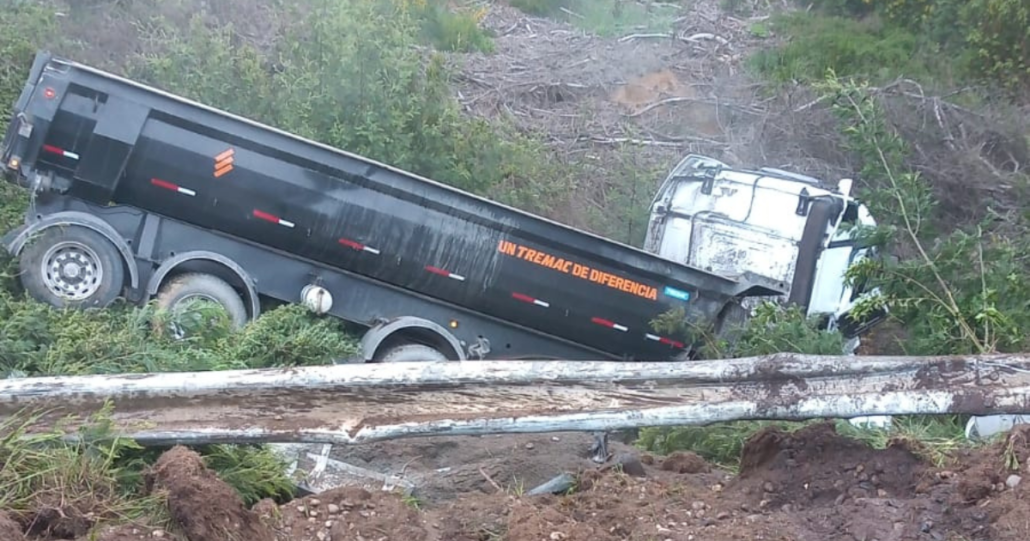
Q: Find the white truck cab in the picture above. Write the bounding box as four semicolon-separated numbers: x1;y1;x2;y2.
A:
643;154;887;347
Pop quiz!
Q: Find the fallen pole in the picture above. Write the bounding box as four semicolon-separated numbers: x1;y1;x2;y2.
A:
1;353;1028;445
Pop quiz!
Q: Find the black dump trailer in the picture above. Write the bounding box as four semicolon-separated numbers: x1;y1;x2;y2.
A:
1;51;784;363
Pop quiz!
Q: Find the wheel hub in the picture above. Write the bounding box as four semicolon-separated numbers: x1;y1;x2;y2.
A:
62;262;82;279
41;241;104;301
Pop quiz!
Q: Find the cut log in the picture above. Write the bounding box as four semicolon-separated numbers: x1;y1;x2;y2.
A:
0;353;1027;445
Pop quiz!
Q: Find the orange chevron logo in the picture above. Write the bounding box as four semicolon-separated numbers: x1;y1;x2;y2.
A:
214;148;234;178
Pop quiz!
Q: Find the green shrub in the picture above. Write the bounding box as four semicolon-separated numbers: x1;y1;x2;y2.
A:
509;0;573;17
962;0;1029;92
749;13;945;84
126;0;550;206
414;1;495;53
808;0;1029;91
0;3;54;120
802;0;877;17
817;74;1030;355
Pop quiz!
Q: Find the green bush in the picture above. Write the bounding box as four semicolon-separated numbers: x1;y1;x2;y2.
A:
817;75;1030;355
126;0;549;204
805;0;1029;91
803;0;877;17
0;3;55;120
749;12;946;84
509;0;574;16
962;0;1029;92
414;1;495;53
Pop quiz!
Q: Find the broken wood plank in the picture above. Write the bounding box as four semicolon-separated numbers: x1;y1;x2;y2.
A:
0;353;1028;446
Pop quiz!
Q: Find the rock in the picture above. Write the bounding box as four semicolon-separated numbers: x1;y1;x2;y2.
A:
527;472;577;496
1006;474;1022;488
525;443;535;450
152;531;166;538
549;532;567;540
610;453;647;477
327;504;340;514
763;482;775;493
717;511;730;520
691;501;706;511
309;499;321;507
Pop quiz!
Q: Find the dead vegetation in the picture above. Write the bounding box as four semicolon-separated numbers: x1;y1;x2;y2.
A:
449;1;1028;237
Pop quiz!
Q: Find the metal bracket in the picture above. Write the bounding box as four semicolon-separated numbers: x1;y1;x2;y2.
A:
795;188;812;216
468;336;491;360
700;168;717;195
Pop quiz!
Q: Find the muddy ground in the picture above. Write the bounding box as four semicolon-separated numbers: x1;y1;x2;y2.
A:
5;421;1030;541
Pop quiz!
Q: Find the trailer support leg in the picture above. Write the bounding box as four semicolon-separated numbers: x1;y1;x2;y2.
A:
588;431;609;463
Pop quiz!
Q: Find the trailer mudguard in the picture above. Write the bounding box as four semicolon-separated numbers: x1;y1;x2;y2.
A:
3;210;139;289
146;250;261;320
361;316;468;362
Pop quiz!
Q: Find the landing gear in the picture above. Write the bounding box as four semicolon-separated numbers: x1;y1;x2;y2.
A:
588;431;610;463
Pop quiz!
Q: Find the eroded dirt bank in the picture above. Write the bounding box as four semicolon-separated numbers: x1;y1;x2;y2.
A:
4;421;1030;541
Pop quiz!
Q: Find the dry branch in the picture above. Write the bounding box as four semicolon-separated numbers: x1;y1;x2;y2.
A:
1;354;1029;446
618;33;673;43
679;32;729;46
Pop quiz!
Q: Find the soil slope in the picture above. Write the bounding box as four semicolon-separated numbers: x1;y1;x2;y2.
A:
4;422;1030;541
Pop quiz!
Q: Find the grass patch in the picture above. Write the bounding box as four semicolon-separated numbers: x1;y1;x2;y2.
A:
636;420;804;471
838;414;973;467
0;405;296;536
0;287;360;378
637;415;974;471
749;12;962;85
0;406;170;536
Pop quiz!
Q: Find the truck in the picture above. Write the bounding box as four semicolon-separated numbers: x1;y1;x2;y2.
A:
0;51;787;364
643;154;887;350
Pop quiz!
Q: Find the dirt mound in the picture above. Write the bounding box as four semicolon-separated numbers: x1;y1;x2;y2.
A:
941;425;1030;540
149;446;275;541
258;486;430;541
729;422;927;510
659;450;711;474
504;466;719;541
952;425;1030;503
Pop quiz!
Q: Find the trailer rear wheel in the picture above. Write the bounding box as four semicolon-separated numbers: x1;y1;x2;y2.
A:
375;343;449;363
18;226;125;309
154;273;248;338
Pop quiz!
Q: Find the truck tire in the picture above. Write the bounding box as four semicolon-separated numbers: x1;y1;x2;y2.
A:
715;301;749;340
376;344;449;363
18;225;126;309
154;273;249;336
